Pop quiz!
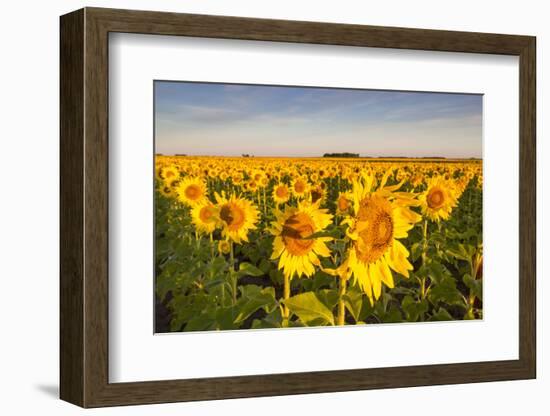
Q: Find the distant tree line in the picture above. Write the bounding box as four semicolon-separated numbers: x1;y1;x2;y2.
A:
322;152;360;158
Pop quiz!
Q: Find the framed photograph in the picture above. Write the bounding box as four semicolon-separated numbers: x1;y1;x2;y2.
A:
60;7;536;408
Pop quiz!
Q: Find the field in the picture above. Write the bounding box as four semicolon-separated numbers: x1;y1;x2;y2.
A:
155;156;483;332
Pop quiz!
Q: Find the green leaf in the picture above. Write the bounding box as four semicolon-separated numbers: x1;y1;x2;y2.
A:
343;289;363;322
234;286;277;324
374;291;393;315
331;240;347;257
463;273;482;300
251;319;262;329
381;305;403;323
310;272;335;291
401;295;429;322
446;228;477;241
269;268;283;285
358;297;374;321
215;306;239;330
464;308;478;320
259;258;271;273
302;228;340;240
284;292;335;325
207;256;228;276
168;292;211;330
427;261;451;284
316;289;339;311
204;278;225;290
156;272;176;302
428;277;466;307
389;286;417;296
446;244;474;262
236;262;264;278
185;313;216;332
260;308;283;328
429;231;446;245
411;242;423;262
429;307;454;321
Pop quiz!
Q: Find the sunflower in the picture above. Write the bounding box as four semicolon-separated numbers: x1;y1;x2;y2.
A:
175;177;208;207
231;172;244;185
246;180;259;192
161;165;179;184
251;169;266;184
344;172;421;304
336;191;352;215
191;202;217;235
159;184;175;199
410;173;423;188
476;175;483;190
455;177;469;196
259;176;270;188
419;176;458;222
218;239;231;255
215;193;259;244
291;176;309;199
155;163;164;181
269;201;333;280
309;185;325;205
272;183;290;204
219;171;229;182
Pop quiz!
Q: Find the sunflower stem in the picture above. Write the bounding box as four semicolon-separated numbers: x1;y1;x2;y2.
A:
262;186;267;217
229;241;237;305
466;250;482;319
337;278;347;326
282;274;290;320
420;219;429;304
209;233;214;259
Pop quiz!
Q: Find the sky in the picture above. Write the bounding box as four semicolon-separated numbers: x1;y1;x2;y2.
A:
154;81;482;158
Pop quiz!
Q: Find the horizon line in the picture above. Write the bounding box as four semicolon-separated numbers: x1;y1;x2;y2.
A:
155;153;482;160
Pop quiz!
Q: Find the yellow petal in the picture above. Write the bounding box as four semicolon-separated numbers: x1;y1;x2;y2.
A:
313;241;331;257
270;237;285;259
389;240;413;277
356;262;372;299
304;257;316;276
368;263;382;300
377;259;394;288
379;168;393;188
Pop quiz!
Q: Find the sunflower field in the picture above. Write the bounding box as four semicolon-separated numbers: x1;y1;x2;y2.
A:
155;156;483;332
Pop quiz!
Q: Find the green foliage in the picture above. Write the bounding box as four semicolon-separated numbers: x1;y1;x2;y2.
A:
284;292;335;326
155;168;483;331
428;307;454;321
428;276;466;307
234;285;277;324
463;273;482;300
402;296;429;322
343;289;363;322
237;262;264;278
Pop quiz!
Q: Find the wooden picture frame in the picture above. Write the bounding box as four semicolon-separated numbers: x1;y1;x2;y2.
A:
60;7;536;408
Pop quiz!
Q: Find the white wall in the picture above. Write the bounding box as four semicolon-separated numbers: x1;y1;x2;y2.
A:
0;0;545;414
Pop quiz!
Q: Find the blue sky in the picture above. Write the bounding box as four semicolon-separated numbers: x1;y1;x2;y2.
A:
154;81;482;158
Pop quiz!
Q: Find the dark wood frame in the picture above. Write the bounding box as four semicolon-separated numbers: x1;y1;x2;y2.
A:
60;7;536;408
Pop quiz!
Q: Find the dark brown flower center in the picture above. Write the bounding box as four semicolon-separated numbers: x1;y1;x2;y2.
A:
220;203;246;231
281;213;315;256
427;188;445;209
184;184;202;200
